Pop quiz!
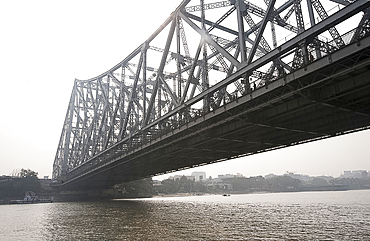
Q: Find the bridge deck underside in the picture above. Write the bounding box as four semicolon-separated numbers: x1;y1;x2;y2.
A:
60;37;370;190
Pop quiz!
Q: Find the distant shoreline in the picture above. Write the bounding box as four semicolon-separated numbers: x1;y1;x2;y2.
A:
151;187;370;199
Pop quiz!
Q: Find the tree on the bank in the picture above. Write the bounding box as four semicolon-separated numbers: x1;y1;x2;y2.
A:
310;177;328;186
155;176;210;194
117;178;154;198
267;175;301;191
222;176;268;192
160;179;178;194
19;168;38;178
178;176;194;193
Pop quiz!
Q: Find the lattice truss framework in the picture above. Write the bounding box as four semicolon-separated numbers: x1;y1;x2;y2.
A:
53;0;370;179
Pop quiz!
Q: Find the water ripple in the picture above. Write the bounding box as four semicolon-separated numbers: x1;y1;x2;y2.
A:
0;190;369;240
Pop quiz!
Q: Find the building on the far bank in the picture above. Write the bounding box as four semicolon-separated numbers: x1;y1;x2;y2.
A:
218;174;236;179
169;175;195;181
265;173;277;179
284;172;314;183
153;180;162;187
340;170;368;179
191;172;206;182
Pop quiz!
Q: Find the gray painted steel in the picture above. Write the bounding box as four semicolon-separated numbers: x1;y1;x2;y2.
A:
52;0;370;190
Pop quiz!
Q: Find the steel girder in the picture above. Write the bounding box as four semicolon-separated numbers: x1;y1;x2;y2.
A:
53;0;370;182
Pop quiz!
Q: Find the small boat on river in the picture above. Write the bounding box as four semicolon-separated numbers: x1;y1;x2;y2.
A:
9;191;53;204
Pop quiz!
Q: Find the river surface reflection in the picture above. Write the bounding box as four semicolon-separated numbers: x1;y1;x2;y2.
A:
1;190;370;240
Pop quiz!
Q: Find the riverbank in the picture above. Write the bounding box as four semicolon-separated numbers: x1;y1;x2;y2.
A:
151;186;370;199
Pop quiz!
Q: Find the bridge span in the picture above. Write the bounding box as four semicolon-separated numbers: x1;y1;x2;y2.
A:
52;0;370;190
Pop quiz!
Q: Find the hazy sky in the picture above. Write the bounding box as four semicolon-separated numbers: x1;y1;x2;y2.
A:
0;0;369;179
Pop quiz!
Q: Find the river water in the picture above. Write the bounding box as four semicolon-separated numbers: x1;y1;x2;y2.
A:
1;190;369;240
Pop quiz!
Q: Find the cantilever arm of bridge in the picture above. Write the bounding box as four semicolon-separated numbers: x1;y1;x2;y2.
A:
52;0;370;190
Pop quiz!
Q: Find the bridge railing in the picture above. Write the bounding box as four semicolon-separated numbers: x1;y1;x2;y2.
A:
279;24;370;74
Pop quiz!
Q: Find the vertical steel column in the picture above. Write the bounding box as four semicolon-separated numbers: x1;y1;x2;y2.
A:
62;80;77;174
306;0;322;59
307;0;316;28
236;0;247;62
247;0;277;65
201;0;209;111
176;16;182;99
293;0;308;67
142;44;147;123
352;9;370;42
144;18;177;125
264;0;278;49
158;84;162;118
118;66;126;139
121;52;144;139
180;40;203;104
294;0;305;34
142;46;147;144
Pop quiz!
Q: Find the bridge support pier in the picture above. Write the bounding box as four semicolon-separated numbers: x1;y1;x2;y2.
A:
52;189;124;202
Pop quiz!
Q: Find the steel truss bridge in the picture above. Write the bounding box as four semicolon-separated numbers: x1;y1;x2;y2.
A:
53;0;370;190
